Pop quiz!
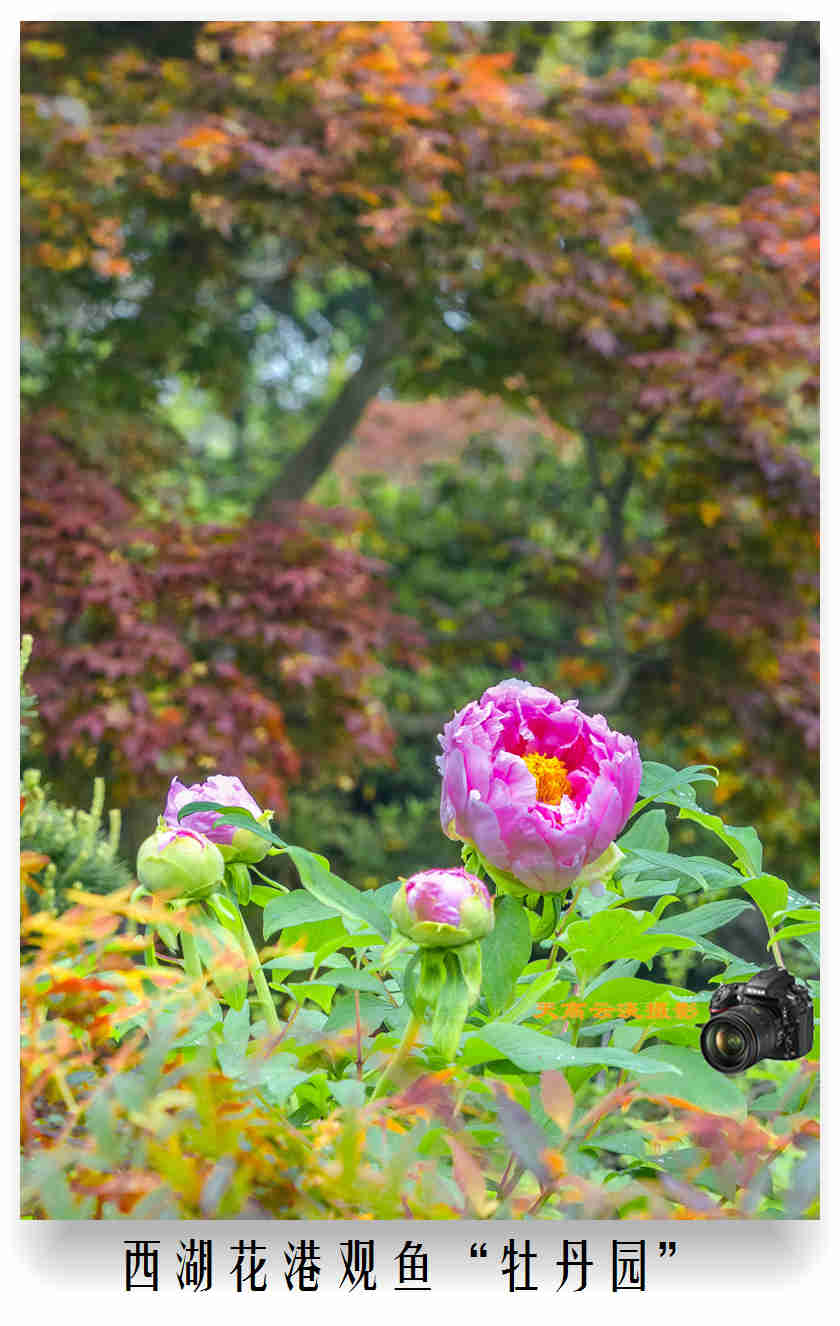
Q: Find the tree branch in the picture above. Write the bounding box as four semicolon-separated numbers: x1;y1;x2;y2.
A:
258;309;404;513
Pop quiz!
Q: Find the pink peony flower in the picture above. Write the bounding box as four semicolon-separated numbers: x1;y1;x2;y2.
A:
164;774;271;864
392;867;494;947
437;679;642;894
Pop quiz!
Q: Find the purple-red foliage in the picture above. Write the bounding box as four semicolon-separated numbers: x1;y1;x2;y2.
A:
21;424;424;809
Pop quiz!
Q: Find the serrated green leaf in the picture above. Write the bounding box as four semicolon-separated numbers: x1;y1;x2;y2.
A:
563;909;697;986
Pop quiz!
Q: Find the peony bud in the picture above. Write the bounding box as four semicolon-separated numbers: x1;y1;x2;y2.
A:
164;774;273;865
136;826;224;900
392;866;494;948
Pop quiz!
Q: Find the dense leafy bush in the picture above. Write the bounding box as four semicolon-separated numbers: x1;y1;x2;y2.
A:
20;743;819;1220
21;427;422;814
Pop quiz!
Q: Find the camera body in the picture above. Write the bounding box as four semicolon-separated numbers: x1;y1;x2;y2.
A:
700;967;813;1074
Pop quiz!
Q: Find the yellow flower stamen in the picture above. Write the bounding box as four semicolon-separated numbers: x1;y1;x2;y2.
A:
522;752;572;804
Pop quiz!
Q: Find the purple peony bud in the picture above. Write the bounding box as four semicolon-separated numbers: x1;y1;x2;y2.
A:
136;826;224;900
164;774;272;865
437;679;642;894
391;867;494;947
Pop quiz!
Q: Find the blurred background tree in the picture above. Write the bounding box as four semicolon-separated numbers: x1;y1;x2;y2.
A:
21;21;818;921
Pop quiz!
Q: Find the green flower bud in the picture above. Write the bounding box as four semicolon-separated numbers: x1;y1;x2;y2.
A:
136;827;224;901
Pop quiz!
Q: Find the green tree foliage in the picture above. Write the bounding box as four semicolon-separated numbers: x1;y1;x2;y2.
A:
21;22;817;890
286;438;815;907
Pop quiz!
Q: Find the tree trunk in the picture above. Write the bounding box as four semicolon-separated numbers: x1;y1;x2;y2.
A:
258;312;401;514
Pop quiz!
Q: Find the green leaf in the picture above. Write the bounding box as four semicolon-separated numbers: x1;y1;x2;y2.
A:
263;891;335;939
578;1129;648;1159
192;915;249;1011
773;906;820;924
589;977;707;1023
635;1044;747;1119
156;922;179;953
218;1005;251;1072
622;849;714;892
264;952;317;973
323;992;403;1034
499;968;569;1024
175;802;283;846
677;808;763;876
633;762;717;813
770;922;820;946
286;845;389;938
618;809;668;853
250;883;284;907
465;1021;682;1076
286;981;335;1014
205;891;243;937
249;867;288;893
376;929;411;969
741;874;788;928
617;874;685;902
584;959;640;996
797;932;820;964
312;969;385;994
563;909;697;986
786;886;819;912
649;899;754;939
329;1079;367;1109
226;862;252;906
480;895;532;1015
256;1059;310;1109
222;1002;250;1056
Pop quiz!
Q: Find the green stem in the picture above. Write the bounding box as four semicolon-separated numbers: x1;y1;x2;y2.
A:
546;878;587;969
180;928;203;983
767;930;785;969
236;914;281;1032
370;1009;424;1101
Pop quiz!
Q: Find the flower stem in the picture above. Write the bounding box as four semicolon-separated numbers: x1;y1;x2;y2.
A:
370;1009;424;1101
546;878;587;968
180;927;203;983
235;914;281;1032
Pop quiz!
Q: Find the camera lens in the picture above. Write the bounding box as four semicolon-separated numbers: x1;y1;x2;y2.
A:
716;1026;747;1058
700;1002;779;1074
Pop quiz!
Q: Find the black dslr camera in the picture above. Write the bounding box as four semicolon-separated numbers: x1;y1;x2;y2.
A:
700;967;813;1075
